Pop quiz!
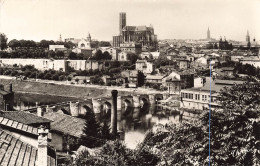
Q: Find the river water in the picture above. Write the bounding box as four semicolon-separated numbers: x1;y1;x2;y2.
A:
13;93;197;149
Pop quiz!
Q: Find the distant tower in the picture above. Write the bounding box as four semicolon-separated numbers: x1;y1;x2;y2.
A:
246;30;250;42
119;12;126;35
87;32;91;42
207;27;211;40
59;34;62;42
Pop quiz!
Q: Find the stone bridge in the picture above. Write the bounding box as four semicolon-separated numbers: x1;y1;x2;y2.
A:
25;93;164;119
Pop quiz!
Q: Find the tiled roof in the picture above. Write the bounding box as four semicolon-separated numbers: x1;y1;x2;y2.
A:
0;130;56;166
0;111;52;125
0;117;38;135
146;75;166;80
43;112;85;138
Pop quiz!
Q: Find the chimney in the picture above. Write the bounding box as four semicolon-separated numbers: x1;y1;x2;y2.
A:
111;90;118;139
9;84;12;92
37;125;49;166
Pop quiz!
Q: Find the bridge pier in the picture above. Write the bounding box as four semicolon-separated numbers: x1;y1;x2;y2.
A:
70;101;79;117
133;95;140;108
92;99;102;114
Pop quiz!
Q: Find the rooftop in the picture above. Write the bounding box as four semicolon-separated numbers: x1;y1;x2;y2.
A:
0;111;52;125
146;75;166;80
43;112;85;138
0;130;56;166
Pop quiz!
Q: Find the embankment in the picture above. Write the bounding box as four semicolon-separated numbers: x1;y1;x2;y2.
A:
0;79;140;99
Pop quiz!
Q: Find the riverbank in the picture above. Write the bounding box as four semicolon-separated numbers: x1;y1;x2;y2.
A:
0;77;164;99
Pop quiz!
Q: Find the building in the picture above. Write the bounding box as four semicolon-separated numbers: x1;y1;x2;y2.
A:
43;112;85;152
239;56;260;68
65;38;81;44
179;59;189;69
0;111;56;166
0;58;67;72
78;33;92;49
67;60;86;71
163;70;194;89
0;84;14;111
135;60;155;74
145;75;166;84
113;12;158;51
120;42;142;55
180;79;245;110
49;45;65;51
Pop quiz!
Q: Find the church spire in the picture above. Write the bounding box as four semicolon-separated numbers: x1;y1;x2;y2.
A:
207;27;210;40
246;30;250;42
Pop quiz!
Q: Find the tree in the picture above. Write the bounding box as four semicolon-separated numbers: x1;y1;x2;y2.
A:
146;78;260;165
0;33;8;50
99;41;111;47
8;39;21;49
137;71;145;87
56;51;65;59
103;51;112;60
80;108;101;148
75;78;79;84
68;52;77;60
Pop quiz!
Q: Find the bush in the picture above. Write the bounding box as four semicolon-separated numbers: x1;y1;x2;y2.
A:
3;70;11;75
10;70;18;76
51;74;59;81
67;76;72;81
59;75;65;81
44;73;52;80
38;72;44;79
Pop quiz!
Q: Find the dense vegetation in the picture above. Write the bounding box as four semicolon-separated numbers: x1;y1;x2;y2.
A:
68;78;260;165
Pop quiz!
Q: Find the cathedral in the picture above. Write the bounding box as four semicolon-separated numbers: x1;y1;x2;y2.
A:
113;12;158;51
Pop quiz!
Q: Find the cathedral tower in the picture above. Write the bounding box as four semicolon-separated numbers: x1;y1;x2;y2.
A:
119;12;126;35
207;27;210;40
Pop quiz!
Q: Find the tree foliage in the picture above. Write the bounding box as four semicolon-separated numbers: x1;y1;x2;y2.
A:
145;78;260;165
0;33;8;50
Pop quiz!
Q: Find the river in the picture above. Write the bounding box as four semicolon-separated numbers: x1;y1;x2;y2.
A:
13;92;197;149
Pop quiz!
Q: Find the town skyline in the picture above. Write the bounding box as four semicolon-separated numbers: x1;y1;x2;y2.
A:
0;0;259;42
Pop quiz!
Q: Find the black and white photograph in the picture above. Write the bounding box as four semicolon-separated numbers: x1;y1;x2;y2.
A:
0;0;259;165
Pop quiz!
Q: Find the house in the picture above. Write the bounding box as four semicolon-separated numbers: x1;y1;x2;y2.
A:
179;59;189;69
118;51;136;61
135;60;155;74
150;52;160;59
194;77;205;88
49;45;65;51
180;79;245;110
145;75;166;84
140;52;153;59
163;70;194;89
120;43;142;55
67;60;86;71
121;70;138;84
0;129;56;166
220;67;235;77
0;111;56;166
0;84;14;111
239;56;260;68
43;112;85;152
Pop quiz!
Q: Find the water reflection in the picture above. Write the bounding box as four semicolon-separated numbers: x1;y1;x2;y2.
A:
13;93;78;110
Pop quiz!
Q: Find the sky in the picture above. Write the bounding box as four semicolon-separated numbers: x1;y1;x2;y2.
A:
0;0;259;42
